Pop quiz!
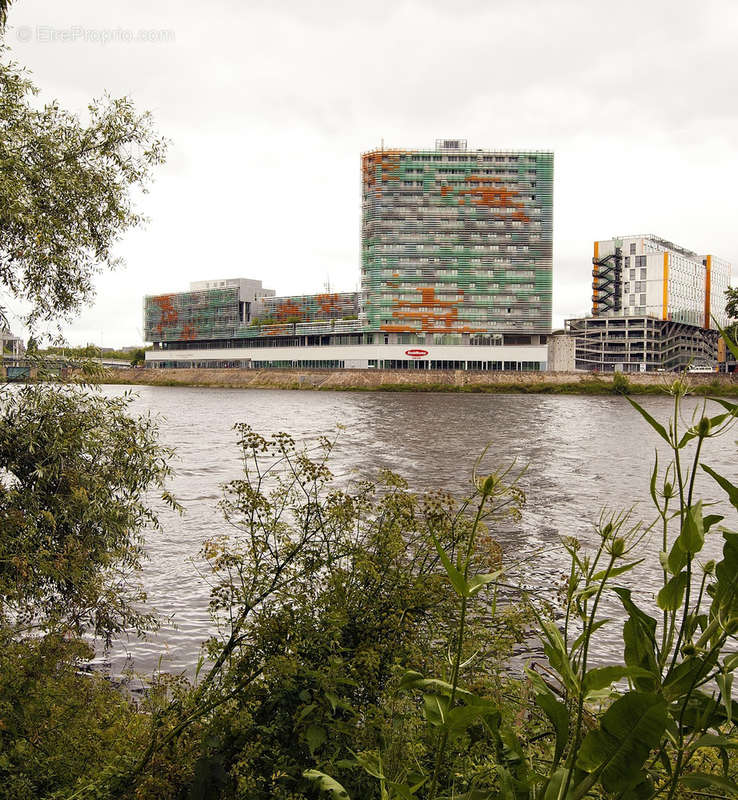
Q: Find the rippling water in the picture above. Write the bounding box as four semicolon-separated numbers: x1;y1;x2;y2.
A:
97;385;738;674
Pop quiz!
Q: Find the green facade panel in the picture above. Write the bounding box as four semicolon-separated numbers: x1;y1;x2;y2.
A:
360;145;553;335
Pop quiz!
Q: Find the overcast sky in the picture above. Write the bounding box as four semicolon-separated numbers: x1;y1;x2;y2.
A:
5;0;737;347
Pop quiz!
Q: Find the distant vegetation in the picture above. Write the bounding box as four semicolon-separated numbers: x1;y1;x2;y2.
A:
38;345;150;365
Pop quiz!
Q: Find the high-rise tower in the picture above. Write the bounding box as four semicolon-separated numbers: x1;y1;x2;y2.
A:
360;139;553;339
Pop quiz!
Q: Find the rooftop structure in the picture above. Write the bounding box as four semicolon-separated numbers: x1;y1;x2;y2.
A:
360;140;553;337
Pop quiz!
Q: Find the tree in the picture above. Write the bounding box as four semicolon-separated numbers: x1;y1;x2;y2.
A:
0;47;167;328
0;1;11;29
0;385;176;642
130;347;147;366
723;286;738;355
726;286;738;322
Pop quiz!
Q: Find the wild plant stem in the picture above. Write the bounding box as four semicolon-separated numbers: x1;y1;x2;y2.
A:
428;492;487;800
561;552;617;800
665;635;727;800
669;434;705;675
659;496;670;667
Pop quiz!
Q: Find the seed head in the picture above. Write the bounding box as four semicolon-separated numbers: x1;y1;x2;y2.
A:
697;416;712;438
611;537;626;557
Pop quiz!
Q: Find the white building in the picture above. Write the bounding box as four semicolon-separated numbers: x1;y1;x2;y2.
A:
563;235;732;372
592;234;730;329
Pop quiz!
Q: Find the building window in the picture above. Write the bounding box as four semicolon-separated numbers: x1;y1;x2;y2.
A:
630;243;636;254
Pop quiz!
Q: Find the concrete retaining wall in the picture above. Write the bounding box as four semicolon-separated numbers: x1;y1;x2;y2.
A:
100;368;738;392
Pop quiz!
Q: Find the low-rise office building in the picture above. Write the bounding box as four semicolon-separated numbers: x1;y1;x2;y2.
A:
144;278;548;370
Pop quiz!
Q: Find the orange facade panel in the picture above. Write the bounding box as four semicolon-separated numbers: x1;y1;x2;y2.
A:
662;252;669;321
704;255;712;329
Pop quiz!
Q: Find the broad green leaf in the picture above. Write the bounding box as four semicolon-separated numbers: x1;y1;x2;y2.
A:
536;692;568;766
429;530;467;597
656;572;688;611
423;693;448;726
386;777;427;798
496;765;517;800
539;617;579;693
525;666;552;696
725;652;738;672
613;588;660;690
693;733;738;749
592;559;644;582
677;501;705;555
398;669;425;689
622;771;655;800
667;535;687;575
663;653;717;701
710;532;738;624
703;464;738;512
296;702;317;722
466;569;503;597
704;513;725;532
576;691;668;794
445;704;490;742
679;690;731;730
717;671;734;724
582;665;654;693
398;670;474;699
303;769;351;798
680;773;738;795
710;397;738;416
352;750;384;779
325;692;339;713
542;767;576;800
625;397;671;445
649;451;659;507
305;724;326;756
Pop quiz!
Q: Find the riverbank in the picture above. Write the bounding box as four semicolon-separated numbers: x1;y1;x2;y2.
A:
98;367;738;395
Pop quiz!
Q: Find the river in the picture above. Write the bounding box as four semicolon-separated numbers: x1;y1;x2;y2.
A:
96;385;738;675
